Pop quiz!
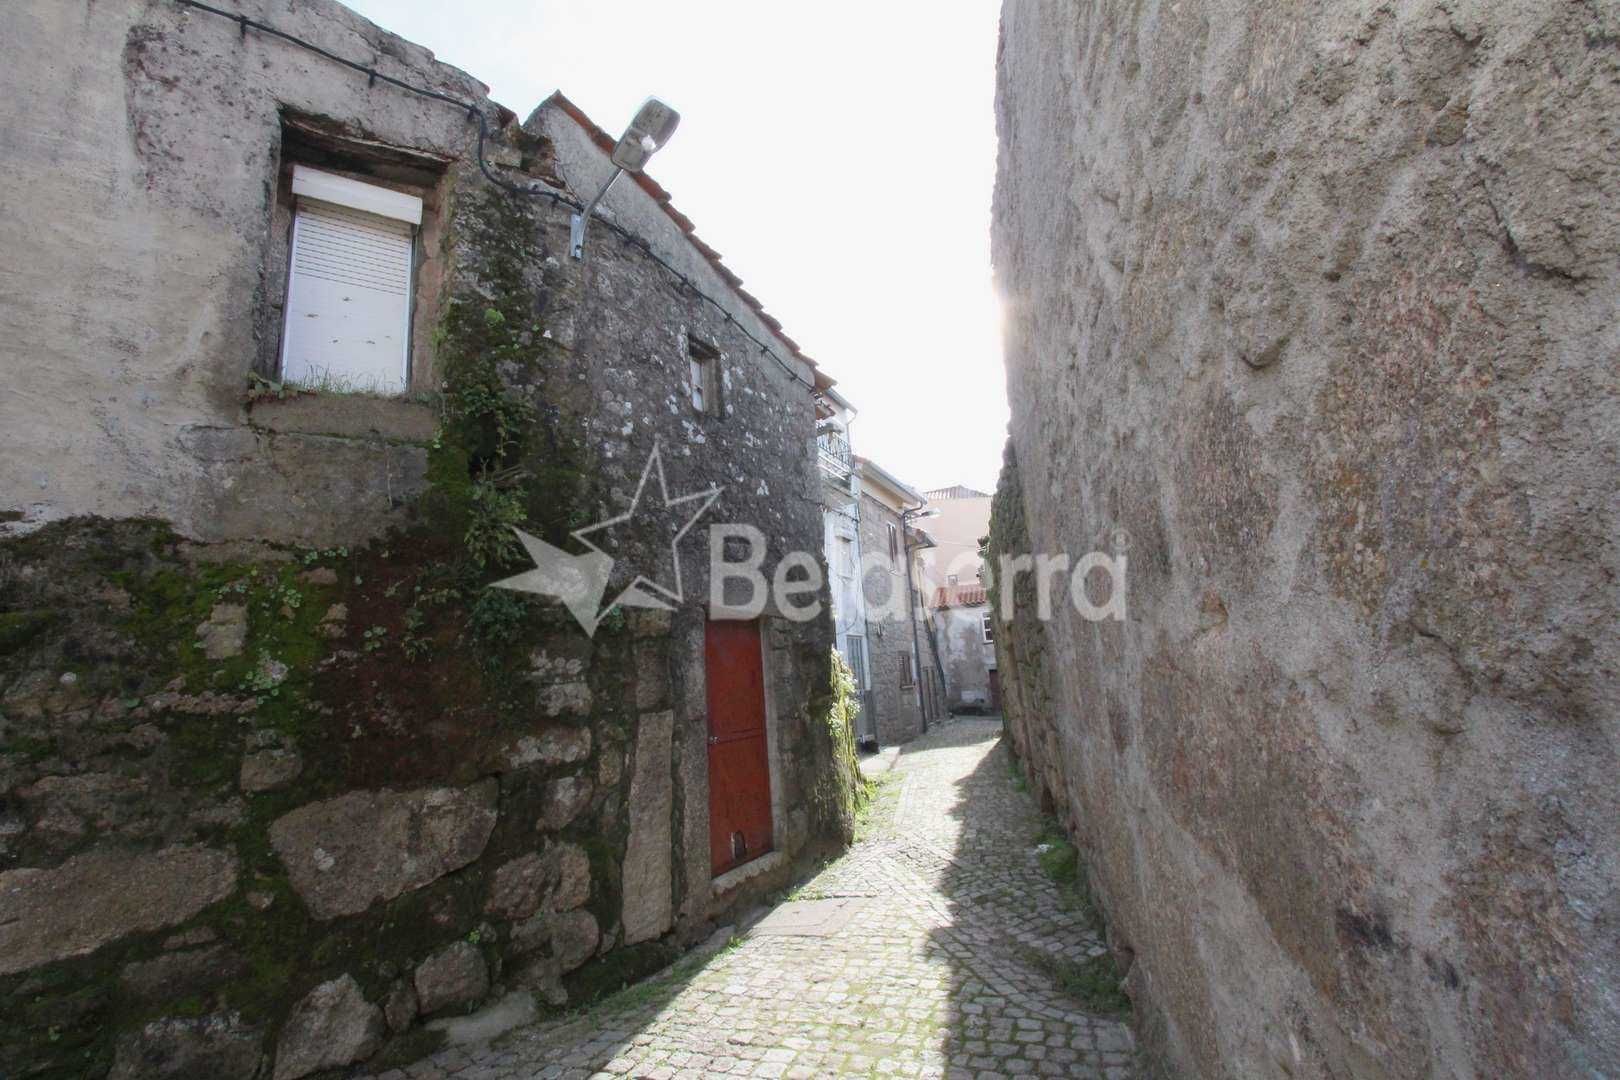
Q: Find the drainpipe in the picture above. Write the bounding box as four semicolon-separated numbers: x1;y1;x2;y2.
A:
901;508;932;732
922;606;948;717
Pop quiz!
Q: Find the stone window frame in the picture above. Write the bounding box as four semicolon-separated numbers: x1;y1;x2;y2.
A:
687;334;722;416
981;611;995;643
257;113;453;398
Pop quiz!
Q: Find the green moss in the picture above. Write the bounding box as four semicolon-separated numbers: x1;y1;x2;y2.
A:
1034;819;1107;937
1019;946;1132;1017
808;648;868;841
0;609;57;655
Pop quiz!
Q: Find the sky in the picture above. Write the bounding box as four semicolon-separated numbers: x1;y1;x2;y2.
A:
342;0;1009;495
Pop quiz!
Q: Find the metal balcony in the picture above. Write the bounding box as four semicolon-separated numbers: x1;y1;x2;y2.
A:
817;430;854;481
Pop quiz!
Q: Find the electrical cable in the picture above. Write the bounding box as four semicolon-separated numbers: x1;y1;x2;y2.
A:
170;0;815;391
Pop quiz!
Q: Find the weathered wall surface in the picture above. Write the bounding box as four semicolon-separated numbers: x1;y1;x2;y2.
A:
0;0;489;544
0;2;856;1077
934;601;995;713
856;491;925;745
993;1;1619;1077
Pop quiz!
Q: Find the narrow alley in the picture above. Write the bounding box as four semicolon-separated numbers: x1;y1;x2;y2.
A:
4;3;1613;1076
370;720;1135;1080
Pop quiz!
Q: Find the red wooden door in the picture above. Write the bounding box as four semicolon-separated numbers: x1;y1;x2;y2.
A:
705;618;773;875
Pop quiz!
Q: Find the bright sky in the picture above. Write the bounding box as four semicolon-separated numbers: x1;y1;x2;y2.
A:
341;0;1009;495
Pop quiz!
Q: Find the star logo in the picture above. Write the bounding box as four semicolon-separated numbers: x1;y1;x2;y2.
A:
490;440;720;636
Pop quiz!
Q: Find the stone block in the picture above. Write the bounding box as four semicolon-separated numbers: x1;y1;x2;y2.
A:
621;709;674;945
196;603;247;659
509;907;599;976
537;680;593;716
413;940;489;1016
268;781;497;920
502;725;591;769
109;1012;263;1080
634;640;669;710
0;845;237;975
528;646;589;683
536;774;594;831
551;908;601;972
120;945;249;1004
485;841;590;920
239;747;302;793
383;978;418;1034
272;974;384;1080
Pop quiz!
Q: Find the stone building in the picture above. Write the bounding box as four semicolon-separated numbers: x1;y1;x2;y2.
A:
992;2;1619;1077
815;387;871;735
815;402;931;746
931;582;999;714
852;457;927;746
0;2;859;1077
913;484;995;713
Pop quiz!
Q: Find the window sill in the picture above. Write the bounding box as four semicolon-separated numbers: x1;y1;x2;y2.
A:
247;392;438;444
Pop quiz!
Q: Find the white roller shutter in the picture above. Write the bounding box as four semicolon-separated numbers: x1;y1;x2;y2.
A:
279;171;419;396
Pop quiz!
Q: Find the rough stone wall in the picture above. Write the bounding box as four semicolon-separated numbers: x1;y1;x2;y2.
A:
986;444;1065;820
993;1;1619;1077
0;2;854;1077
856;492;925;745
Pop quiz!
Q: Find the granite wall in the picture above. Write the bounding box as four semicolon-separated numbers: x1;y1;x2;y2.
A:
992;1;1619;1075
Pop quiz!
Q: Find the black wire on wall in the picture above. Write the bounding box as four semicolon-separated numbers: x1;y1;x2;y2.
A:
170;0;817;392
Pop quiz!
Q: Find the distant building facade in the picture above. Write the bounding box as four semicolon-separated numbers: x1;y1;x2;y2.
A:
933;582;999;713
813;401;931;746
917;486;997;712
855;458;927;746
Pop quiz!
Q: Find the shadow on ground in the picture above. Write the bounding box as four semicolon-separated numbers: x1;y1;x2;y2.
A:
365;718;1139;1078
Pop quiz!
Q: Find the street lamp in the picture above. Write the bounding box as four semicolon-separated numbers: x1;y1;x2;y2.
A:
901;506;941;730
570;97;681;260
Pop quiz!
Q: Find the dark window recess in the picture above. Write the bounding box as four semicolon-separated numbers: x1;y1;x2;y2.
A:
689;336;721;414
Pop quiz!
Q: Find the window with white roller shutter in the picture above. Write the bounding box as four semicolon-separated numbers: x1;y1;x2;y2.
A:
279;166;422;396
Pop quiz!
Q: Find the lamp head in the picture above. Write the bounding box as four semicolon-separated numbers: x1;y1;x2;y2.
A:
611;97;680;172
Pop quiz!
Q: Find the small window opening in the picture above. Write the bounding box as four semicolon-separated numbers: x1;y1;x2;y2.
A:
982;612;995;643
689;336;721;414
268;117;447;396
280;167;419;396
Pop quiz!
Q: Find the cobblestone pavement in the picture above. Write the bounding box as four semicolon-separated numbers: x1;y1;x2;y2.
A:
371;718;1136;1079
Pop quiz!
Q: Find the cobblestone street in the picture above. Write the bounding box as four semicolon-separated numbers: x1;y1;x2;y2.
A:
374;719;1135;1079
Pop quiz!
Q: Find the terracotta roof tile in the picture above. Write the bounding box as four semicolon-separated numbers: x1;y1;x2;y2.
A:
933;583;987;609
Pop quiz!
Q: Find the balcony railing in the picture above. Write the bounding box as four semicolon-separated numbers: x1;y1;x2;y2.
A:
817;430;853;480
